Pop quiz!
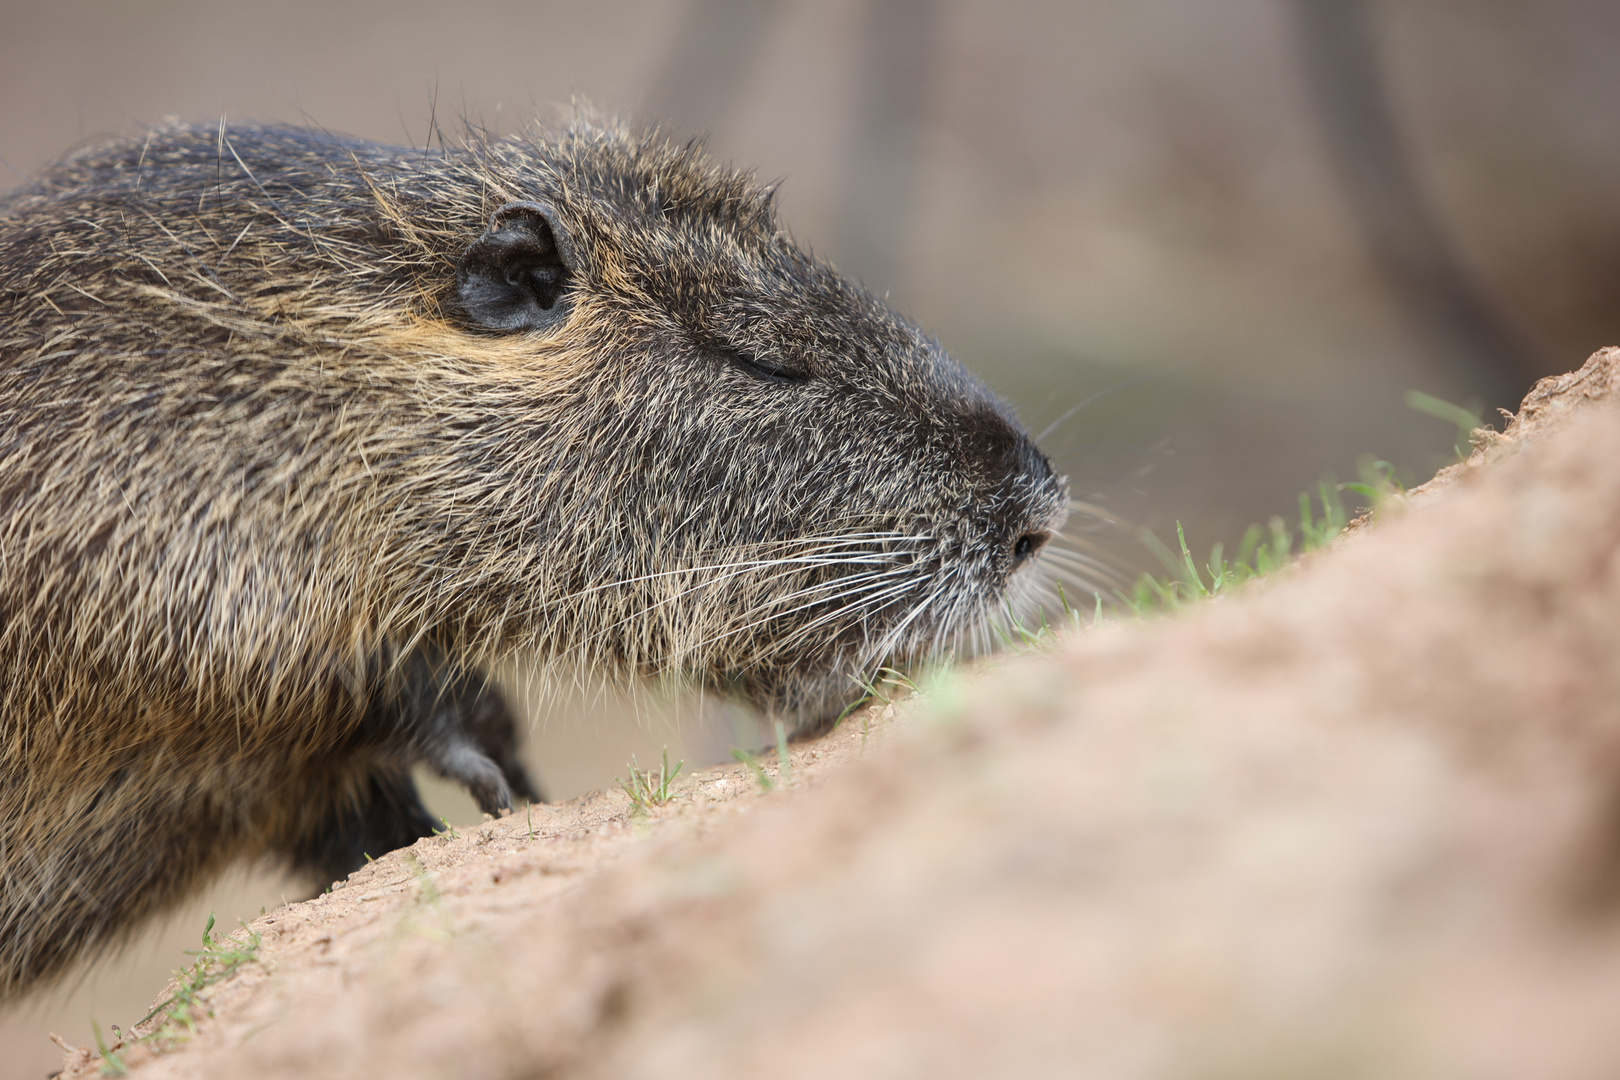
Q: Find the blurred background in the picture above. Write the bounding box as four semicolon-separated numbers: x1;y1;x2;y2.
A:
4;1;1619;1074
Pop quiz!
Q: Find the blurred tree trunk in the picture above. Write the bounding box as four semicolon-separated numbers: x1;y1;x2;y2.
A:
1292;0;1535;413
838;0;944;295
642;0;790;135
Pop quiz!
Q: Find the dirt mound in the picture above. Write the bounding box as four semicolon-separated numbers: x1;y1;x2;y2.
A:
58;349;1620;1080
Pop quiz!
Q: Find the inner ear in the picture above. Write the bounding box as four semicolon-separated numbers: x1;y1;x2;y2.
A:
456;201;578;333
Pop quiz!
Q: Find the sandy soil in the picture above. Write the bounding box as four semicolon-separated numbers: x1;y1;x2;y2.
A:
49;349;1620;1080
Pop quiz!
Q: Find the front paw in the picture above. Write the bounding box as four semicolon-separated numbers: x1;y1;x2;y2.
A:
430;738;514;815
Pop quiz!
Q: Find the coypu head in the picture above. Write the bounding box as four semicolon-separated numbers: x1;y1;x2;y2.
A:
0;118;1068;1002
0;117;1067;734
430;121;1070;732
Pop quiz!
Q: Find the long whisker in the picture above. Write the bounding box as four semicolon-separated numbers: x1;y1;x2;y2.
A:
673;567;918;653
707;573;926;659
1041;562;1111;586
533;532;933;610
1034;369;1164;442
871;578;952;660
576;548;922;651
1040;547;1121;587
503;536;924;635
765;577;926;655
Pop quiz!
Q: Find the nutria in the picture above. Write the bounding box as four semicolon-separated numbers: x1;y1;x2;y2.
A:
0;116;1067;999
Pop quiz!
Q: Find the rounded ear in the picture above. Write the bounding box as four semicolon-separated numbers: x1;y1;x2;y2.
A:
456;201;579;333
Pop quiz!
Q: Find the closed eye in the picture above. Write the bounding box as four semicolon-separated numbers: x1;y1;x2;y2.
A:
713;346;810;385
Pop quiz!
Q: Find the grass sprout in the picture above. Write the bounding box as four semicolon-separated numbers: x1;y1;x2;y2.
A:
774;721;793;789
617;748;685;811
92;1019;128;1076
1112;479;1353;617
832;666;918;730
729;724;799;792
399;852;455;942
132;913;261;1052
1003;476;1384;640
731;748;774;792
1342;456;1403;508
1405;389;1486;459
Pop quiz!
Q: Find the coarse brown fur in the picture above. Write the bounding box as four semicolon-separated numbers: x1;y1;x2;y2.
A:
0;115;1068;999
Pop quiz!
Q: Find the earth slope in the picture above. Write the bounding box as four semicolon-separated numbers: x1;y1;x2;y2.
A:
59;350;1620;1080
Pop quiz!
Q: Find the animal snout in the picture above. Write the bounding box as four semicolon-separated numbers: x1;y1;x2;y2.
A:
949;405;1069;576
1003;434;1068;576
1010;529;1052;572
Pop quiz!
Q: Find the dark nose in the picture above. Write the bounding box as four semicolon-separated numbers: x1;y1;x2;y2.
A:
952;400;1067;572
1010;530;1051;572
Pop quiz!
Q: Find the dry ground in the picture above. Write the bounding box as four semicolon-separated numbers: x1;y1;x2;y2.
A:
50;350;1620;1080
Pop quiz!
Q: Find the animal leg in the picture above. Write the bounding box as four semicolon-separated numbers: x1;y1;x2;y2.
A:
281;766;439;889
